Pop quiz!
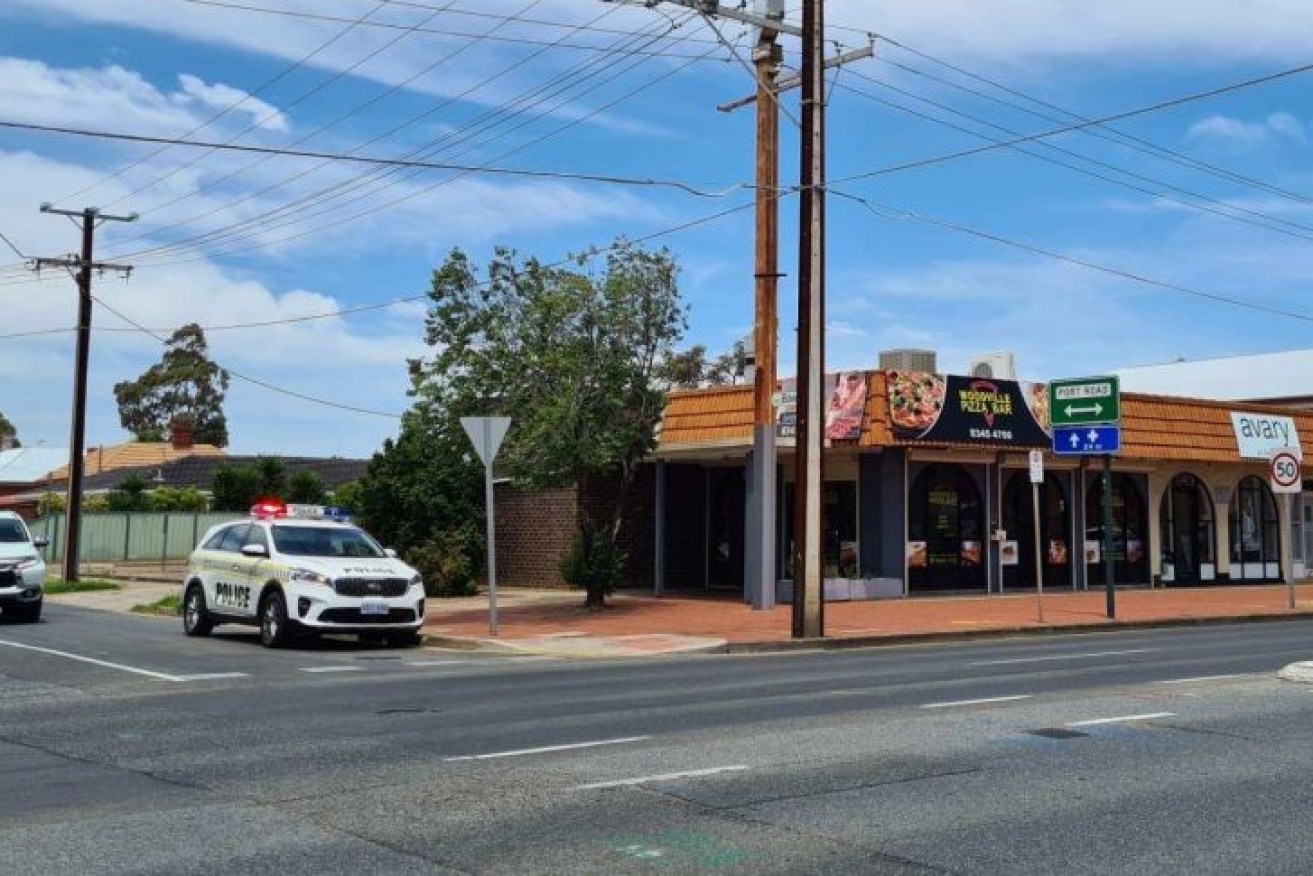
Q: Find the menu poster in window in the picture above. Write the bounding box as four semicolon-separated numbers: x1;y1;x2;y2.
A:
1000;540;1019;566
887;371;1051;446
906;540;928;569
1048;539;1069;565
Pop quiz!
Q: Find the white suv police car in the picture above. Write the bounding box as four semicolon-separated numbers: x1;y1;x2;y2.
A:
182;503;425;648
0;511;48;623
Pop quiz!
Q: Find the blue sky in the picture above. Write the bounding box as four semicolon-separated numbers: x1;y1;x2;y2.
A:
2;0;1312;457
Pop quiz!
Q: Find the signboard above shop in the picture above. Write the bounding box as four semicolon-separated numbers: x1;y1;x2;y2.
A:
1230;411;1300;460
887;371;1051;447
776;371;869;441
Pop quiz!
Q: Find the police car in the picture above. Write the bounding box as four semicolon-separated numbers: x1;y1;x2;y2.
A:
182;502;425;647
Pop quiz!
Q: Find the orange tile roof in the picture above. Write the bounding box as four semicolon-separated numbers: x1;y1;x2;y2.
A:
662;372;1313;463
45;441;226;481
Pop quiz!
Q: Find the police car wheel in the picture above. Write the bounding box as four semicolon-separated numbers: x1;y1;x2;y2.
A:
385;631;421;648
183;584;213;637
259;591;290;648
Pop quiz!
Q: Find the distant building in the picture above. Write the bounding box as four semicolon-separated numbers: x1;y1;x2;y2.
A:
0;447;71;517
1118;349;1313;409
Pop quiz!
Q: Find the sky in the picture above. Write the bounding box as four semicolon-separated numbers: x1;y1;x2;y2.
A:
2;0;1313;458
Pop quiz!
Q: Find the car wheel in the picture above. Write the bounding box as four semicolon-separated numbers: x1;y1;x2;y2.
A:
385;631;421;648
13;598;41;624
183;584;213;637
259;591;290;648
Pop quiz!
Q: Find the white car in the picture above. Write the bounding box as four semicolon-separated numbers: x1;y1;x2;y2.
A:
0;511;48;623
182;503;425;648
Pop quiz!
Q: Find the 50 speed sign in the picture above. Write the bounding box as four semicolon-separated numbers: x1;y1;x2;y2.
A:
1270;447;1303;494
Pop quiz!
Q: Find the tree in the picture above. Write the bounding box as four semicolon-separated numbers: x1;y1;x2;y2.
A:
286;470;327;505
211;463;262;512
113;323;231;446
253;456;286;497
663;341;747;389
410;240;685;607
106;473;152;513
0;410;18;448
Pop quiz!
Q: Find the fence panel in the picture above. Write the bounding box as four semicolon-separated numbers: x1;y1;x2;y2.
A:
32;512;245;563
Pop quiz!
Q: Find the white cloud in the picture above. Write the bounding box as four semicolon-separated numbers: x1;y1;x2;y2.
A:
1187;112;1306;147
176;74;290;133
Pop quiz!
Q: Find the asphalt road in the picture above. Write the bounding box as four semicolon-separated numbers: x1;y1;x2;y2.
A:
4;603;1313;874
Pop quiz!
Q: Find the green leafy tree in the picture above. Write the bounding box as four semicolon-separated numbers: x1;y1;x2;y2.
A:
211;463;262;512
254;456;286;497
663;341;746;389
331;480;362;513
410;240;685;607
113;323;231;446
150;486;209;512
0;410;19;448
286;470;327;505
106;473;152;513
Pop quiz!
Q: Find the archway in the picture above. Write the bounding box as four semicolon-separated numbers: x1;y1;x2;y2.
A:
1158;473;1215;584
1086;473;1150;585
908;463;985;592
1001;472;1070;590
1230;476;1280;581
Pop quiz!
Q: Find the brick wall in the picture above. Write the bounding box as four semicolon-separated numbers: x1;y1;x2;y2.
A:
494;483;578;587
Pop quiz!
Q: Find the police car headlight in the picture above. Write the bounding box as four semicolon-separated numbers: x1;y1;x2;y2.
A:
13;555;41;571
290;568;332;586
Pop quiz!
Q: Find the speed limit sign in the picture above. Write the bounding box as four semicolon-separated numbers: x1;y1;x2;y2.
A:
1270;447;1303;494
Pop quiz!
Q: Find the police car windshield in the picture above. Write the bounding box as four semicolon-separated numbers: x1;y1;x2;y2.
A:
270;525;386;559
0;520;28;543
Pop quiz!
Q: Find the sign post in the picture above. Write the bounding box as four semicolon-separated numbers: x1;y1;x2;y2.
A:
1029;449;1045;623
461;416;512;636
1270;446;1303;609
1050;376;1122;618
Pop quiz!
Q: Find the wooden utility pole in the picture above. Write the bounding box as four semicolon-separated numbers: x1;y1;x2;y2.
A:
31;205;136;582
792;0;825;639
748;0;782;611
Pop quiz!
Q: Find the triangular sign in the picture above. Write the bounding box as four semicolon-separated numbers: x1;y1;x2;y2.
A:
461;416;512;467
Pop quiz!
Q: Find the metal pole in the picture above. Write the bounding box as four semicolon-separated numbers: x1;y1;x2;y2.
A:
161;512;169;570
1033;480;1045;623
485;461;499;636
1286;492;1296;609
1102;455;1116;618
791;0;825;639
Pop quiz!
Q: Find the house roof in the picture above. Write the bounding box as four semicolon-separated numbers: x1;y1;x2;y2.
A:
79;455;369;493
1118;348;1313;403
45;441;226;482
659;371;1313;463
0;448;71;485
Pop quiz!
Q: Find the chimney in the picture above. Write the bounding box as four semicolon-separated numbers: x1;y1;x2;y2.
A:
170;420;195;451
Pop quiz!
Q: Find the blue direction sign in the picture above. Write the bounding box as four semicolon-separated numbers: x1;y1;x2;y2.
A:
1053;425;1121;455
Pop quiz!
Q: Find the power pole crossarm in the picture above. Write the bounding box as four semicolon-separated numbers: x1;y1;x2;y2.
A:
29;204;136;582
718;43;875;113
603;0;803;36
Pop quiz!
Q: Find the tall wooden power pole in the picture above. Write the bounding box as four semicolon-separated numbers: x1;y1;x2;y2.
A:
791;0;825;639
31;205;136;582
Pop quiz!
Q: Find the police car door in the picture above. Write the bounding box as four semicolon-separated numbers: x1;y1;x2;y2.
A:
212;523;258;619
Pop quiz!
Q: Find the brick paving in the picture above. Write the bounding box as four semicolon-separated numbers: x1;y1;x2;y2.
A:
424;583;1313;648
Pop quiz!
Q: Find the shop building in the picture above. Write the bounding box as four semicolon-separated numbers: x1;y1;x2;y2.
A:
652;369;1313;599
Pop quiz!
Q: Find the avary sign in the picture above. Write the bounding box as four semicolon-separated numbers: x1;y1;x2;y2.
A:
1230;412;1300;460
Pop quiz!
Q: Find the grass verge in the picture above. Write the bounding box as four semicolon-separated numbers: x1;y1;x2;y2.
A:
132;593;183;616
43;579;122;595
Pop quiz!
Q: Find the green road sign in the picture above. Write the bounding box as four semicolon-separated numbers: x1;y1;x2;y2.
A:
1049;376;1120;427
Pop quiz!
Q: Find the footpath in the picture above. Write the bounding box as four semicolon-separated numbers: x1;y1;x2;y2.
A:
47;579;1313;659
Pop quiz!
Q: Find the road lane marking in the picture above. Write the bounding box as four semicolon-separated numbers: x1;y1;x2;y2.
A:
1067;712;1175;727
174;673;250;681
444;736;650;762
299;666;364;673
969;648;1157;666
573;765;750;790
0;638;186;681
920;695;1033;709
1155;674;1253;685
403;660;471;667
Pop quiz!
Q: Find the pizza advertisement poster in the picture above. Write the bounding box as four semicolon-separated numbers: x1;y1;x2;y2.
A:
887;370;1052;446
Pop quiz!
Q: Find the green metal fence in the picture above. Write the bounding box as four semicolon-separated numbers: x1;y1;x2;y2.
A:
34;513;245;564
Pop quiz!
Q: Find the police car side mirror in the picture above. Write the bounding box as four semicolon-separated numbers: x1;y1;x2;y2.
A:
32;536;49;549
385;548;398;559
241;543;269;558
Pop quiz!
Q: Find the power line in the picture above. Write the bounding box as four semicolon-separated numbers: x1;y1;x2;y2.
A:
0;118;750;197
0;231;28;260
830;188;1313;323
831;57;1313;185
834;71;1313;242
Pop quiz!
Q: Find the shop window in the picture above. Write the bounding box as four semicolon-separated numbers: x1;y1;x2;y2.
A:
780;480;858;579
1158;473;1215;583
908;464;985;591
1230;476;1279;578
1086;474;1148;583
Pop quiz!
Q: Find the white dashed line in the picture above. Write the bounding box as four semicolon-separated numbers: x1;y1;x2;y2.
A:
1156;674;1253;685
174;673;250;681
969;648;1157;666
299;666;364;673
573;765;750;790
1067;712;1175;727
444;736;651;762
920;695;1033;709
403;660;471;667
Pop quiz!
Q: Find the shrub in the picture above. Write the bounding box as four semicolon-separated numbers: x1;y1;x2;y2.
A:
405;530;478;598
560;522;625;608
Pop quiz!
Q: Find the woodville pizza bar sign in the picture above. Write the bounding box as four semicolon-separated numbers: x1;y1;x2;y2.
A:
887;371;1052;447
